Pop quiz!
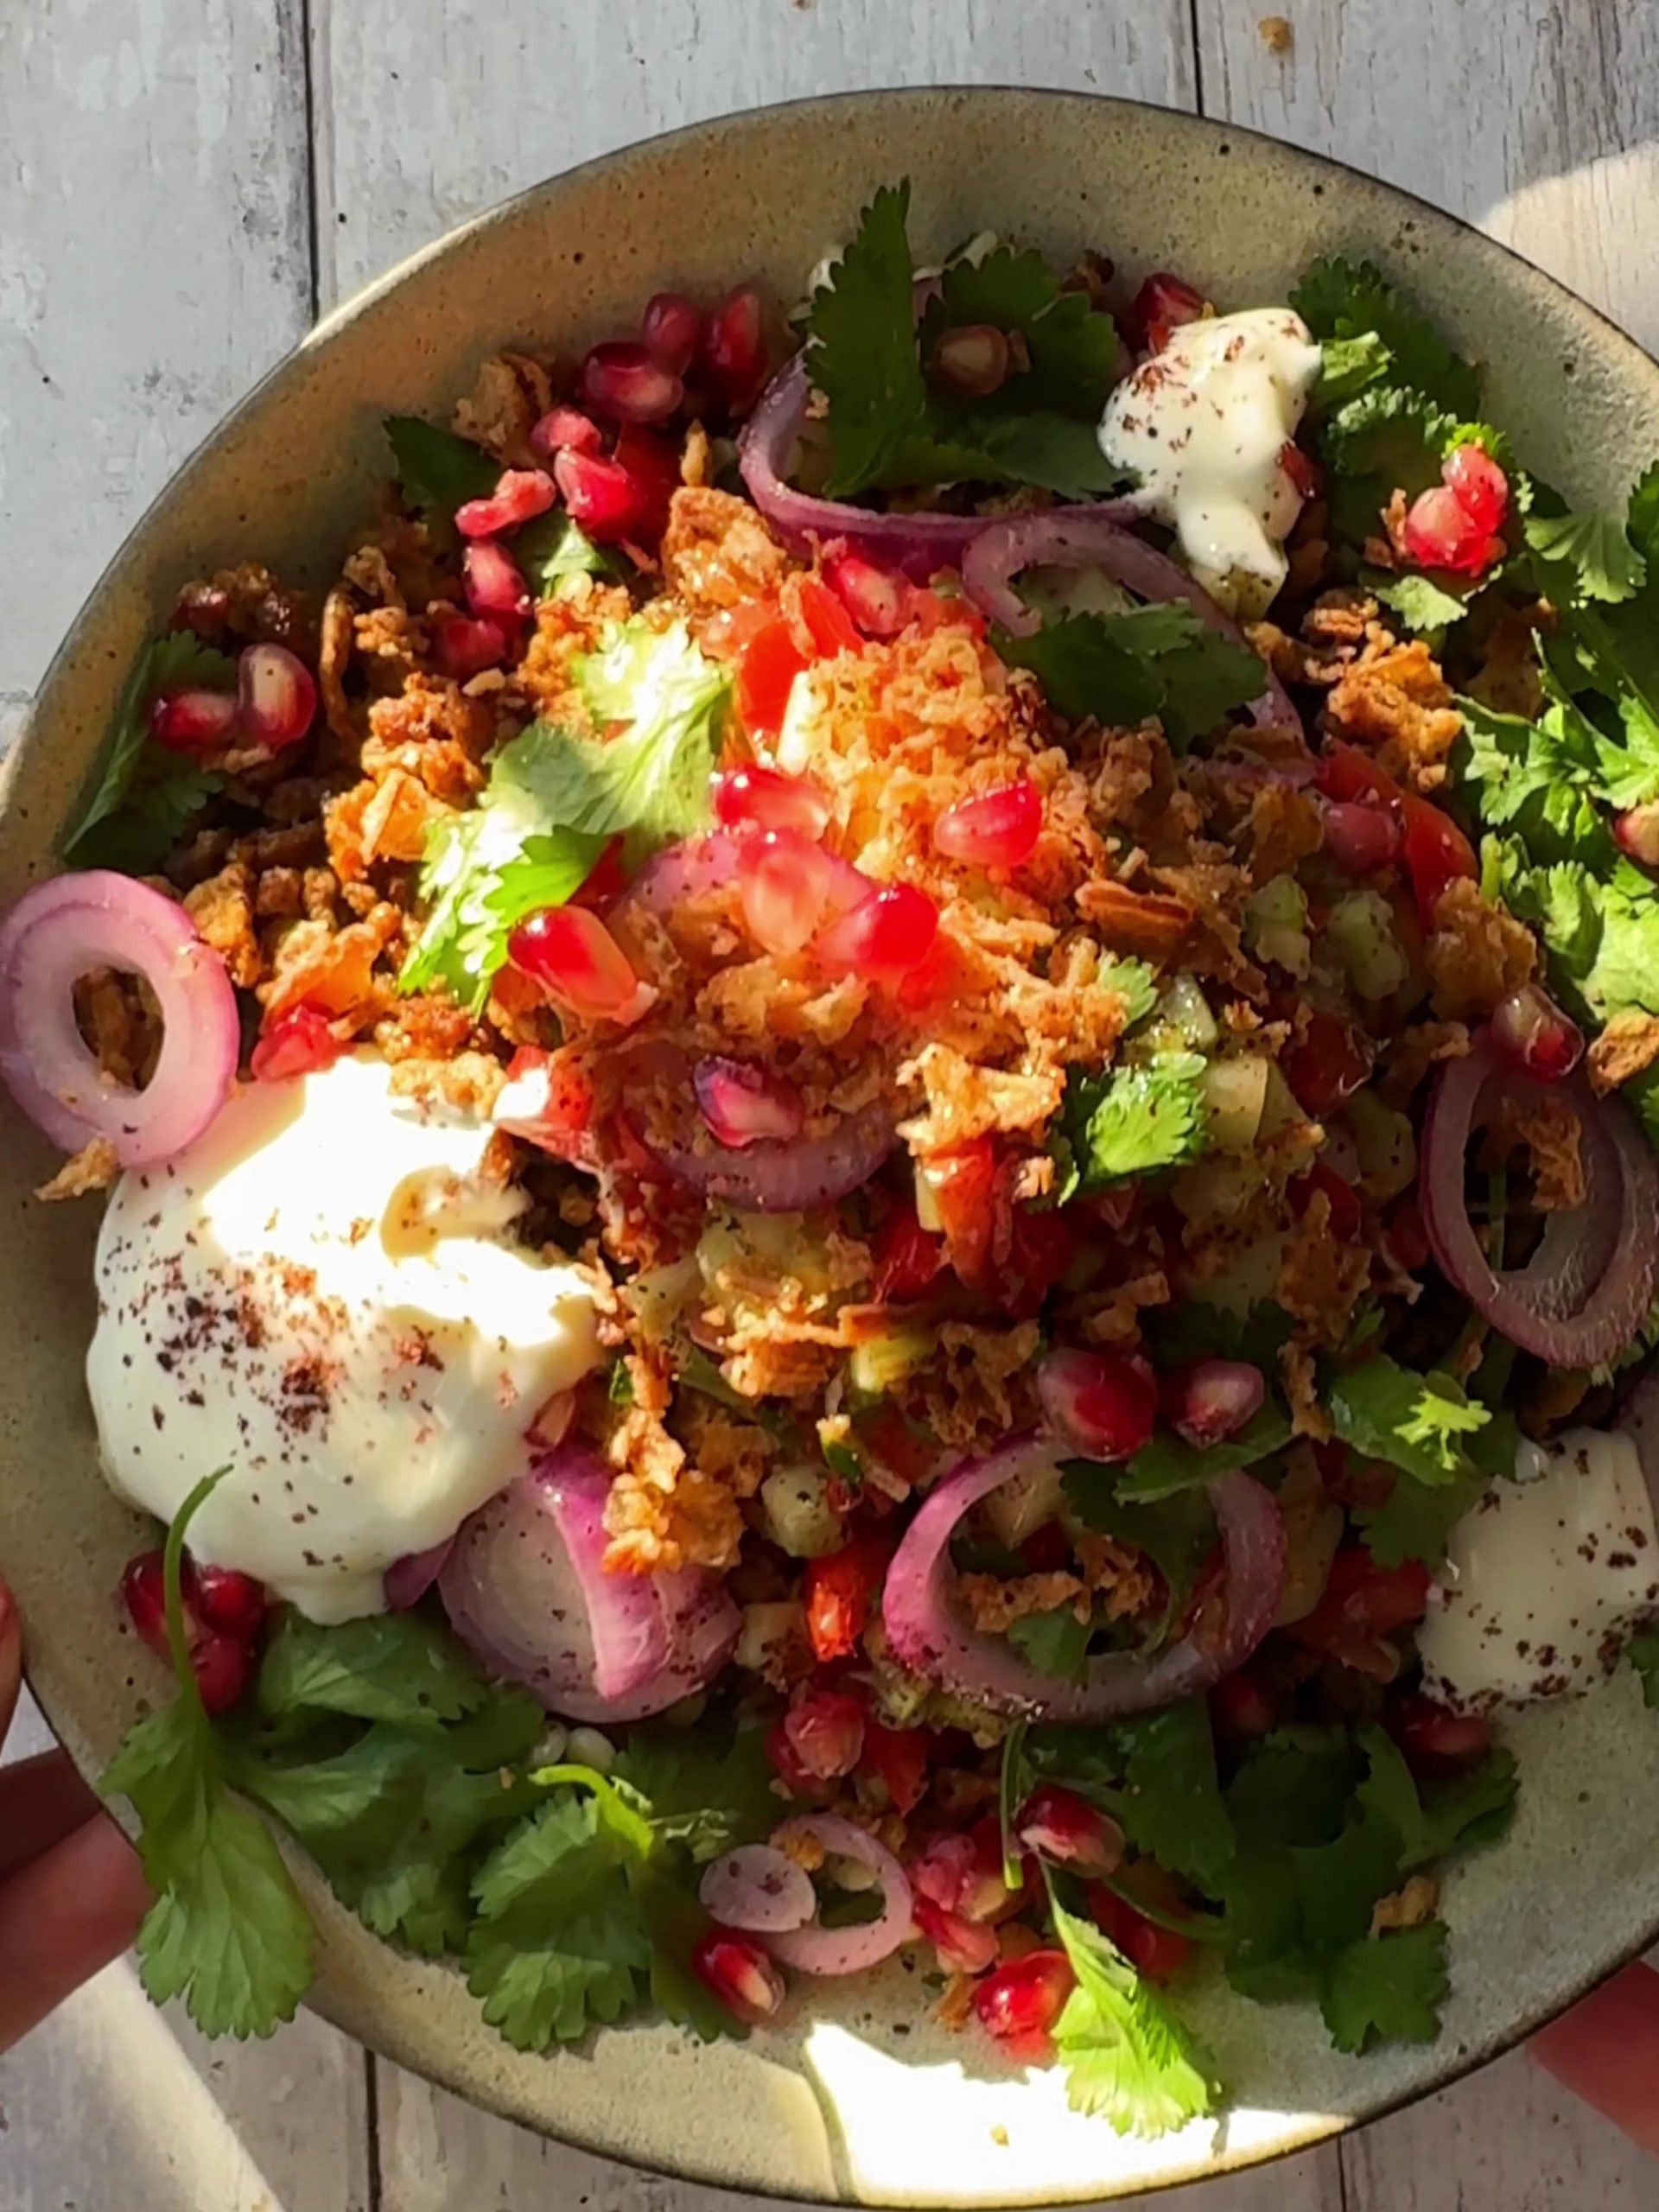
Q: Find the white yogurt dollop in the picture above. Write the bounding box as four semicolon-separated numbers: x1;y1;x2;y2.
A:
1098;306;1323;615
1417;1428;1659;1711
88;1053;601;1623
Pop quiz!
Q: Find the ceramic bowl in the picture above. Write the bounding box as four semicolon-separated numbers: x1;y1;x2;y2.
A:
6;88;1659;2209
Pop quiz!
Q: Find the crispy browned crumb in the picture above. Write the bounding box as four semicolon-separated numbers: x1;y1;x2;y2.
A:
1424;879;1537;1021
1588;1008;1659;1096
35;1136;121;1202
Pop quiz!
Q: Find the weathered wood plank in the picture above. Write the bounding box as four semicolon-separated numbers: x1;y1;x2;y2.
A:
0;0;314;695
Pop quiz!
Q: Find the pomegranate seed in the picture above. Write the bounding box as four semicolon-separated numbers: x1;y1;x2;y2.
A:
912;1833;979;1914
1015;1786;1125;1878
580;340;684;426
251;1004;347;1084
1280;439;1323;502
641;290;705;375
931;324;1011;399
493;1044;596;1166
915;1897;1000;1977
1614;802;1659;866
1036;1347;1158;1461
464;538;531;620
737;828;836;955
433;613;511;679
933;780;1043;870
149;688;238;753
187;1560;268;1638
530;405;603;458
121;1550;171;1660
781;1687;866;1780
454;467;557;539
813;884;938;986
713;766;830;838
694;1056;804;1147
1161;1358;1266;1447
1088;1874;1196;1982
765;1718;832;1799
1491;982;1584;1082
553;448;649;543
1444;443;1510;534
613;423;681;538
1322;798;1404;874
699;284;766;408
509;906;639;1018
1389;1694;1494;1776
191;1631;257;1717
1211;1669;1279;1743
1401;485;1504;576
973;1951;1077;2063
693;1930;786;2025
1381;1192;1432;1276
238;642;317;751
824;551;911;639
1127;271;1205;354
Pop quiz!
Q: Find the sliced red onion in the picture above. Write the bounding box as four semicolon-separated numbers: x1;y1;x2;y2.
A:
619;830;742;919
0;871;238;1166
699;1845;817;1935
960;510;1300;733
439;1446;738;1721
694;1057;805;1148
1420;1031;1659;1367
643;1097;895;1214
881;1436;1287;1722
760;1813;914;1976
384;1540;453;1611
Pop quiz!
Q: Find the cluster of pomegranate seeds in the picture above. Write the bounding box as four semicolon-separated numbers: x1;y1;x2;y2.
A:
1014;1787;1126;1880
432;613;512;680
779;1686;866;1780
1615;801;1659;866
571;281;766;448
1491;982;1585;1082
915;1897;1001;1977
692;1929;786;2025
972;1950;1077;2063
931;323;1011;399
713;766;830;839
912;1820;1015;1923
693;1055;804;1148
552;447;648;543
251;1002;348;1084
813;882;939;986
454;467;557;539
121;1548;266;1718
463;538;531;620
1036;1346;1158;1461
153;639;318;758
1388;1694;1494;1775
932;779;1043;870
1402;442;1510;575
1160;1357;1266;1447
1125;270;1205;355
580;340;683;426
508;905;640;1019
1320;797;1404;876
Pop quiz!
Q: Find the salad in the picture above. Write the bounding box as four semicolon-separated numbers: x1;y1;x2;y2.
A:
8;178;1659;2139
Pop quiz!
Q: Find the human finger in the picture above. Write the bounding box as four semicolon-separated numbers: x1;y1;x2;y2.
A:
0;1750;105;1883
0;1811;153;2054
1529;1961;1659;2157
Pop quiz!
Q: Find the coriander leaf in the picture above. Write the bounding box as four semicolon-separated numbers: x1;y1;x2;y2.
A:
613;1717;779;1862
1369;569;1477;634
257;1609;497;1732
1051;1052;1209;1203
1058;1475;1217;1630
998;606;1266;750
384;415;499;518
1049;1897;1217;2138
1314;331;1393;408
1322;1923;1450;2055
1028;1702;1235;1894
1628;1627;1659;1709
932;245;1123;413
1525;508;1647;605
809;182;929;497
516;509;626;592
997;614;1160;728
1413;1751;1520;1866
629;1859;741;2041
1005;1606;1091;1683
61;632;235;871
1629;460;1659;563
1290;257;1481;418
907;411;1124;499
1227;1728;1363;1851
557;617;731;855
1326;1357;1491;1486
1144;1300;1294;1376
1098;957;1160;1029
1113;1402;1291;1503
1353;1460;1488;1570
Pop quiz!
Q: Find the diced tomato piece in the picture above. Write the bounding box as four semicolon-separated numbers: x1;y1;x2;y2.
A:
1005;1205;1077;1317
919;1135;998;1288
1282;1010;1374;1118
1280;438;1323;502
857;1402;942;1490
1316;741;1402;809
792;573;864;658
735;615;810;741
859;1716;932;1815
1290;1158;1363;1242
611;421;680;540
1086;1865;1196;1982
1294;1546;1432;1675
1382;1192;1431;1274
802;1530;891;1662
1400;792;1478;918
873;1198;947;1303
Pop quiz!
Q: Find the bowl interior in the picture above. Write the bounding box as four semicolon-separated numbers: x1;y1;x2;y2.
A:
6;88;1659;2208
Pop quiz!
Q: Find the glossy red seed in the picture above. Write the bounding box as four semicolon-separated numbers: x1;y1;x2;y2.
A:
432;613;512;680
1036;1347;1158;1461
931;323;1011;398
1162;1358;1266;1448
1389;1694;1494;1776
1444;442;1510;534
192;1632;256;1718
737;828;836;955
149;688;239;753
580;339;685;426
238;642;317;750
693;1930;786;2025
693;1056;805;1147
251;1004;347;1084
933;779;1043;869
612;423;681;538
813;884;938;986
1381;1192;1432;1276
1491;982;1585;1082
1616;803;1659;866
781;1688;866;1781
915;1897;1000;1977
463;538;531;620
641;290;705;375
120;1550;171;1659
454;467;558;539
1088;1874;1196;1983
912;1833;979;1915
1211;1669;1279;1744
1321;797;1404;874
509;906;639;1017
872;1199;946;1303
824;551;911;639
186;1561;268;1639
713;766;830;837
553;448;649;543
859;1718;931;1816
1127;270;1205;354
1401;485;1504;576
530;405;604;458
973;1951;1077;2059
699;284;766;407
1280;439;1323;501
1015;1786;1126;1879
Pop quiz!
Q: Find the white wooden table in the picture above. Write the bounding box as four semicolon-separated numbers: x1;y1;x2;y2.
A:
4;4;1659;2207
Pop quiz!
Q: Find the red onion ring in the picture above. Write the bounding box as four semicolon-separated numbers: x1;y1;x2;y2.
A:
1420;1032;1659;1367
642;1096;896;1214
0;871;238;1166
760;1813;914;1976
384;1540;453;1611
699;1845;817;1935
881;1435;1287;1721
616;831;742;919
959;510;1300;733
